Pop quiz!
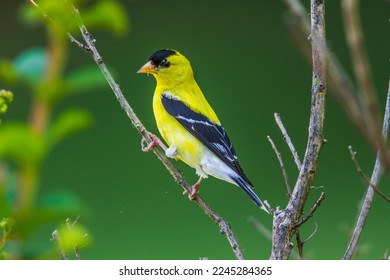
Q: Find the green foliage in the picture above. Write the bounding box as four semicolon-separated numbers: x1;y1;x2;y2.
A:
0;62;18;84
17;192;86;239
48;108;93;146
57;221;92;254
20;0;82;32
0;0;130;259
0;217;16;259
0;123;45;167
1;217;16;243
20;0;129;35
82;0;129;35
0;90;13;115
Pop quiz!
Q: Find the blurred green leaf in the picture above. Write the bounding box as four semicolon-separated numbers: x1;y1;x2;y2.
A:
0;217;16;241
13;48;47;85
57;222;92;253
0;60;19;84
0;123;46;167
65;66;106;94
0;90;13;115
48;109;93;146
36;79;67;104
19;0;79;33
0;217;15;256
19;0;128;35
82;0;129;35
16;191;86;238
36;65;107;104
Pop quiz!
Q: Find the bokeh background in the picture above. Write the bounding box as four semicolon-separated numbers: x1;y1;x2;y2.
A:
0;0;389;260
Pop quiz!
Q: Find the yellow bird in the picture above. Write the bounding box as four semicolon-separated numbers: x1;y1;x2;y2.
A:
138;49;268;213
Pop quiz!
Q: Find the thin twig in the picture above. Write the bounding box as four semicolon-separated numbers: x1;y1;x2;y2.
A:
273;110;303;260
67;33;91;53
343;80;390;260
342;0;380;136
26;0;63;31
295;231;304;260
274;113;302;170
271;0;327;260
296;222;320;260
25;0;247;260
66;216;81;260
296;192;325;228
267;135;291;195
341;0;390;194
348;146;390;203
71;215;81;226
303;222;319;243
295;192;324;260
52;229;68;260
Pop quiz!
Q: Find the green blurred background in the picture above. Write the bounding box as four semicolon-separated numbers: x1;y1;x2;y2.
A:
0;0;389;259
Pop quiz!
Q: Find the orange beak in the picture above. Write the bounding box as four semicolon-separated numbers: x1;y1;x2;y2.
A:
137;61;157;74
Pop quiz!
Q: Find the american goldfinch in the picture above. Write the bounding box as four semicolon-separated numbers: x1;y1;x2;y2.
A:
138;49;268;213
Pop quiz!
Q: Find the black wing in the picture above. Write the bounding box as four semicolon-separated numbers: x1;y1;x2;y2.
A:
161;93;253;186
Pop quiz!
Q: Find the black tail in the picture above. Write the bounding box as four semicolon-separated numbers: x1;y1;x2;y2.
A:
231;176;269;213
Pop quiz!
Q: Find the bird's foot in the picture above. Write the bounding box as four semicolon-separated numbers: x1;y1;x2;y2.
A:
141;132;167;152
189;177;203;200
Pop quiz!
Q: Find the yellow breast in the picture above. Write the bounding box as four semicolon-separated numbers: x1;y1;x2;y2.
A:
153;91;206;170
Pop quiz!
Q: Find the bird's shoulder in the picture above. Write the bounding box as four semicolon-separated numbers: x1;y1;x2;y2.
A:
157;82;220;126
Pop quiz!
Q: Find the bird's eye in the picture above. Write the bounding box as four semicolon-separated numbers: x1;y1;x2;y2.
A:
160;59;170;68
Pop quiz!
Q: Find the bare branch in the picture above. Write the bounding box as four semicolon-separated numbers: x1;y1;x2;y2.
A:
26;0;247;260
342;0;379;131
67;32;91;53
274;113;302;170
348;146;390;203
296;222;319;260
267;135;292;195
283;0;362;131
284;0;390;175
51;229;68;260
66;217;81;260
271;0;327;260
71;215;81;227
295;231;304;260
303;222;319;244
295;192;324;260
296;192;325;228
344;80;390;259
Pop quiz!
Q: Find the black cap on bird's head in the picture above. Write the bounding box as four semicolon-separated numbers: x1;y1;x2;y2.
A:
149;49;177;68
137;49;178;74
